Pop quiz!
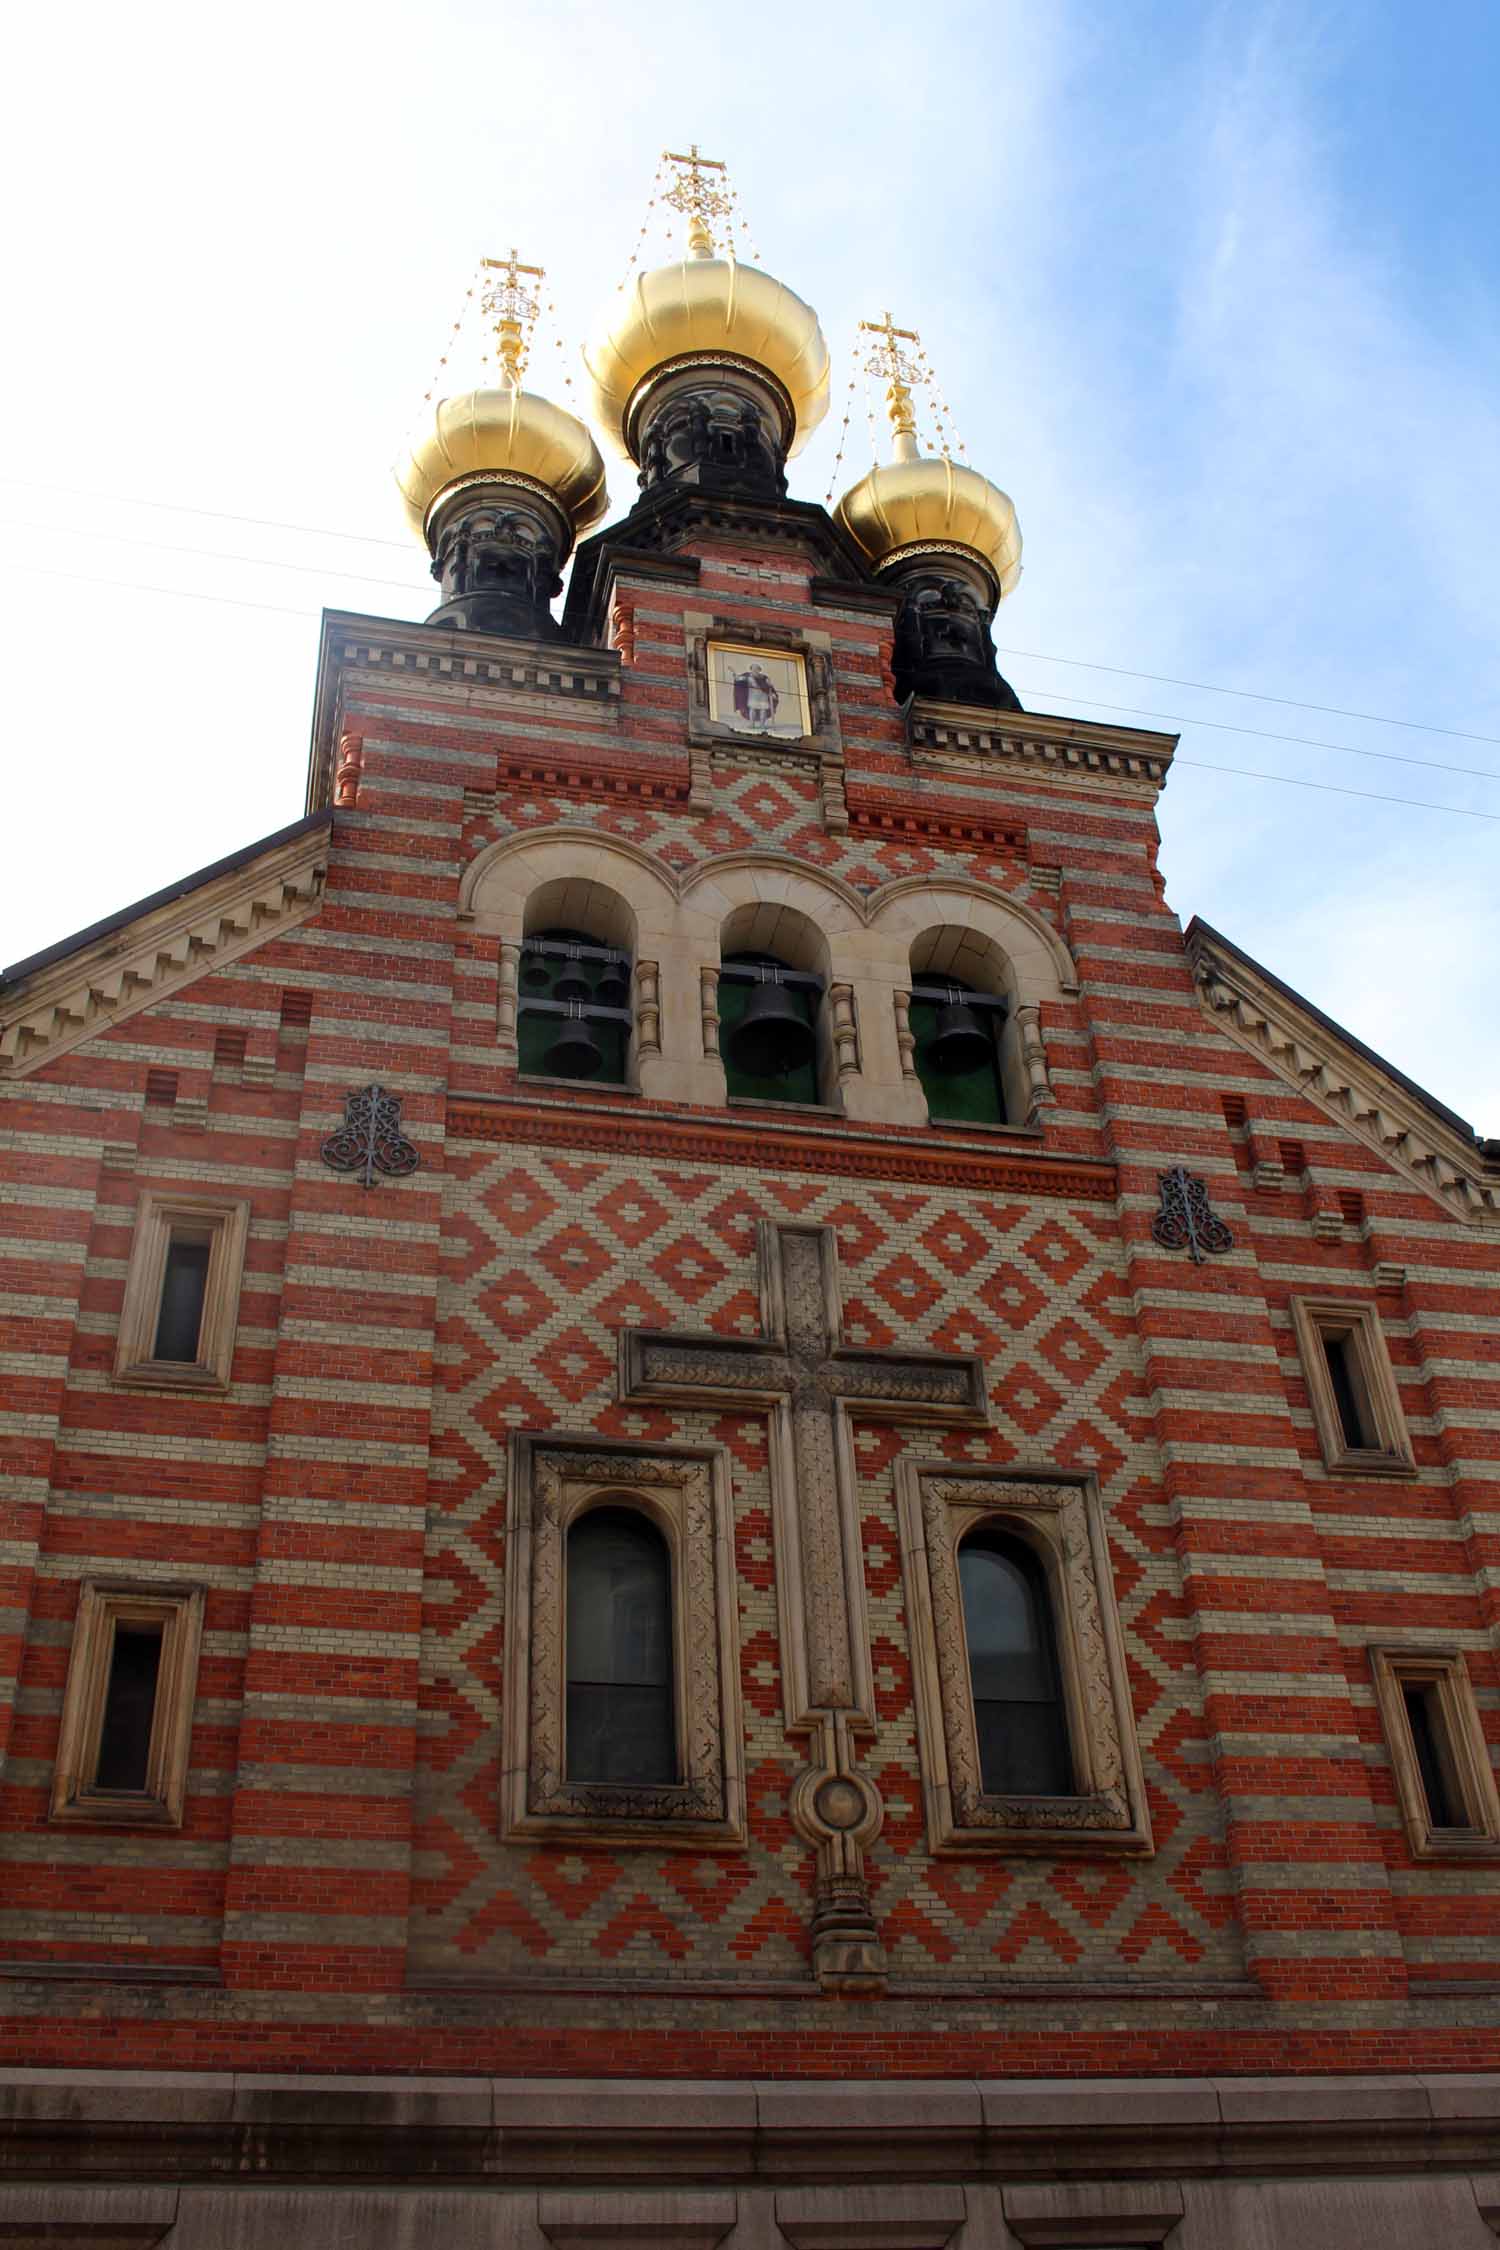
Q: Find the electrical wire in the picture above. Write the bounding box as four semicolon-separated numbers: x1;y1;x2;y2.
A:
0;517;426;592
1003;682;1500;783
2;469;1494;753
3;559;1496;825
997;642;1500;749
0;475;413;552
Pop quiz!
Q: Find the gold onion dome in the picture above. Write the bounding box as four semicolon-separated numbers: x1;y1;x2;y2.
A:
584;251;831;462
834;315;1020;602
394;385;608;546
836;450;1022;601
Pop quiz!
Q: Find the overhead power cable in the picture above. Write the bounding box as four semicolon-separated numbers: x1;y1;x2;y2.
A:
0;474;413;553
1005;682;1500;783
997;642;1500;750
1170;755;1500;822
3;560;1496;826
0;517;426;592
1;472;1496;751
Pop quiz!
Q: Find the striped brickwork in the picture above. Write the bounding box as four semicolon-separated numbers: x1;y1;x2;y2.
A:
0;520;1497;2079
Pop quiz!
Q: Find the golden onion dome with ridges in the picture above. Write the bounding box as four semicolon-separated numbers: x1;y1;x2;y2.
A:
584;253;830;462
835;450;1023;602
394;385;608;546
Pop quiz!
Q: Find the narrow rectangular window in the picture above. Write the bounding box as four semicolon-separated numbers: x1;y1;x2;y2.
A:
1322;1328;1373;1451
1290;1297;1414;1475
152;1232;211;1362
1369;1647;1500;1858
1402;1680;1462;1830
50;1583;204;1828
94;1623;164;1791
114;1192;249;1391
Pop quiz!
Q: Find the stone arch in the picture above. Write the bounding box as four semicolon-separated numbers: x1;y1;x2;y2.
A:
866;876;1078;1002
458;827;680;953
680;853;865;973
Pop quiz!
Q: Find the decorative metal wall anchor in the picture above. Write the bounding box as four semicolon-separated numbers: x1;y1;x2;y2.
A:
1151;1165;1233;1262
321;1085;419;1189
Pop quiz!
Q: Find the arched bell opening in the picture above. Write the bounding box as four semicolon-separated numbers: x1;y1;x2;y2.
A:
957;1523;1073;1797
904;918;1043;1125
908;928;1013;1127
518;892;634;1085
716;902;832;1109
564;1503;677;1786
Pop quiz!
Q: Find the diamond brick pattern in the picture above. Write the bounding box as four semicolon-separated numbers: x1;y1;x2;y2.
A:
416;1146;1242;1986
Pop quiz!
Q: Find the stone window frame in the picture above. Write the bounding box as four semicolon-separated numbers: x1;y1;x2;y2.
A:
1290;1294;1415;1476
502;1433;745;1847
49;1579;205;1828
1369;1645;1500;1860
113;1188;250;1392
895;1462;1152;1855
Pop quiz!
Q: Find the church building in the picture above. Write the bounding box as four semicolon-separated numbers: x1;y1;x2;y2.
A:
3;154;1500;2246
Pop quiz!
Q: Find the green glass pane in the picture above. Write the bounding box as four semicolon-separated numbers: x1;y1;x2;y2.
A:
910;997;1006;1125
719;973;819;1106
517;930;630;1086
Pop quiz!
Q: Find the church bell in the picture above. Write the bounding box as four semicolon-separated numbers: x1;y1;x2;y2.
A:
724;977;815;1080
551;965;594;1003
925;996;994;1076
543;1011;604;1080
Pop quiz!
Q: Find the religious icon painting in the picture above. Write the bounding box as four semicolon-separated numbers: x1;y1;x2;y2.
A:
706;642;811;740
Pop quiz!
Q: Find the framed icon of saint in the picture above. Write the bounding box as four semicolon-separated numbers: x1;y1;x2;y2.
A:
706;642;811;740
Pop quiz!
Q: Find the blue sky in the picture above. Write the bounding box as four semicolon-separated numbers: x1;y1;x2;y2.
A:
3;0;1496;1122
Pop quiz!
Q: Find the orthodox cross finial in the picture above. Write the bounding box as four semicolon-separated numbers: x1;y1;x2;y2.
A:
480;247;545;387
663;142;730;257
859;310;923;458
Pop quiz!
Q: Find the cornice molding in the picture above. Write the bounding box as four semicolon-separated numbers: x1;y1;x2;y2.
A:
1186;921;1499;1227
908;699;1177;799
307;610;624;812
447;1094;1116;1201
0;826;326;1080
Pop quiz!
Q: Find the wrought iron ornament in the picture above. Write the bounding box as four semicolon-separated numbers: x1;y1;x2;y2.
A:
1151;1165;1233;1263
320;1085;419;1189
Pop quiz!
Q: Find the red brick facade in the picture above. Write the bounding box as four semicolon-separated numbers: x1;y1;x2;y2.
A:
3;510;1499;2138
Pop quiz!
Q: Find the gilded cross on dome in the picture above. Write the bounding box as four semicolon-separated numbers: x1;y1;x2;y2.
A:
662;142;731;256
479;247;545;385
858;309;923;453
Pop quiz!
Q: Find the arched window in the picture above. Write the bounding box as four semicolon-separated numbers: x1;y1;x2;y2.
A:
518;925;632;1085
958;1528;1071;1795
909;972;1008;1126
719;951;823;1106
565;1507;676;1785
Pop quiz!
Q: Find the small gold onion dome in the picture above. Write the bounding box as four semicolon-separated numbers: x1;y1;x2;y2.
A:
835;448;1023;603
584;255;831;461
394;386;608;546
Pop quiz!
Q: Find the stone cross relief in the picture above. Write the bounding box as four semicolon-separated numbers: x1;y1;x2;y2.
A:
619;1220;989;1990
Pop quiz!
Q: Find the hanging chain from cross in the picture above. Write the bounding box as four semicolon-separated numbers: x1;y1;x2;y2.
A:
479;248;545;383
662;143;731;253
859;309;924;388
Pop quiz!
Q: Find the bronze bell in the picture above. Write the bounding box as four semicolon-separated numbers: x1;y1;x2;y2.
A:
595;968;630;1009
926;997;994;1076
520;953;552;992
543;1014;604;1080
725;978;815;1079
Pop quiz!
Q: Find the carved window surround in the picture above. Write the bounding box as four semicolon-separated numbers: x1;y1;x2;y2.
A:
895;1463;1152;1855
681;614;847;830
113;1190;250;1393
502;1435;745;1846
50;1581;205;1828
1290;1296;1415;1476
1369;1646;1500;1860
